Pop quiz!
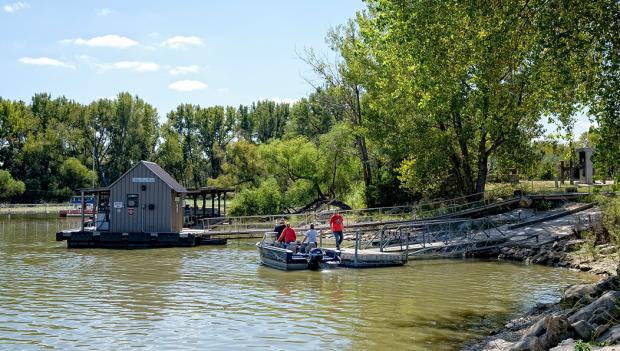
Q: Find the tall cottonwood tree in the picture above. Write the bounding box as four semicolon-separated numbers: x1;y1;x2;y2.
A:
592;1;620;179
304;24;373;194
341;0;614;196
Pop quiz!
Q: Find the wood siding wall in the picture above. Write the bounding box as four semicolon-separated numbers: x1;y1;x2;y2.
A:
109;164;183;233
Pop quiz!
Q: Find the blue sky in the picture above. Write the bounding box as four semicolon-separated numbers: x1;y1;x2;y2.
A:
0;0;365;115
0;0;592;137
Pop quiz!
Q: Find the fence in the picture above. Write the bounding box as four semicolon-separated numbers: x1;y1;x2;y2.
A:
0;203;72;215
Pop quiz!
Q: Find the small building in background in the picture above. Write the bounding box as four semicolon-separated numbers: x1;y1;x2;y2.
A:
105;160;187;233
576;146;594;185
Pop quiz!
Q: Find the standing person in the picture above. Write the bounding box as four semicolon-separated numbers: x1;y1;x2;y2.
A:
277;222;297;244
330;211;344;250
301;224;318;246
273;218;286;241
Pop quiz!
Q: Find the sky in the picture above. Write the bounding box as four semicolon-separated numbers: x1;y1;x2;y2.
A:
0;0;365;114
0;0;593;137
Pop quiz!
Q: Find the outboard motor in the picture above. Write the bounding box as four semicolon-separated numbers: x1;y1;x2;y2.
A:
307;248;324;270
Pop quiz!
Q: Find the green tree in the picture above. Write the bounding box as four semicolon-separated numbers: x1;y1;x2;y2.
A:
196;106;235;178
58;157;96;193
0;170;25;200
305;23;373;194
166;104;205;187
214;139;266;188
106;92;159;183
250;100;290;143
591;1;620;180
288;90;337;139
228;177;285;216
341;0;612;197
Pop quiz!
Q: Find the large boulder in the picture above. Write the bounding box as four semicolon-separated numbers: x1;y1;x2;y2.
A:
597;324;620;344
569;291;620;327
539;315;572;349
514;315;572;350
561;277;619;306
510;336;543;351
571;320;595;340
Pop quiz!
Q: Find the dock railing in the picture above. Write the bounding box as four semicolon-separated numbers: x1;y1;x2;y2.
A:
200;185;516;234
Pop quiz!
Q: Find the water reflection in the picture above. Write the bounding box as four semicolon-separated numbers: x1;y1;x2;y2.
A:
0;216;597;350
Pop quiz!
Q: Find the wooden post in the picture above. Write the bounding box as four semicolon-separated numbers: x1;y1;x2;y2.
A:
201;193;206;219
192;194;198;226
223;191;227;215
211;191;215;217
355;230;359;264
80;190;85;231
217;191;221;217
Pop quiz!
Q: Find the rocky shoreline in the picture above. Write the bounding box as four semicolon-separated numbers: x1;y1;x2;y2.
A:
464;235;620;350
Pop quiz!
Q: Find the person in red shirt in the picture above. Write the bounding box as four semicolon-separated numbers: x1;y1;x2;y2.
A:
330;211;344;250
277;223;297;244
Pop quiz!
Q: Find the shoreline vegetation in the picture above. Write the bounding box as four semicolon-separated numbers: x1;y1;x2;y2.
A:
465;195;620;350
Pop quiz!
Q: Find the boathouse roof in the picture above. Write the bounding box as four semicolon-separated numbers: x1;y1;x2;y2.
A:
141;161;187;193
107;160;188;193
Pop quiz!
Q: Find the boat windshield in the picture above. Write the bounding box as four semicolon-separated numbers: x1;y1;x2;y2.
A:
69;196;95;205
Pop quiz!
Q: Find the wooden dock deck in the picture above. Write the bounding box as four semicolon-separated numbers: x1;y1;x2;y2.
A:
56;228;226;248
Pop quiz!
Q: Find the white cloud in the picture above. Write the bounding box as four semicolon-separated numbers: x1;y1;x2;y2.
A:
61;35;138;48
3;1;28;13
97;61;160;73
161;35;204;49
168;80;208;92
169;65;201;75
98;8;112;16
265;97;300;105
18;57;75;69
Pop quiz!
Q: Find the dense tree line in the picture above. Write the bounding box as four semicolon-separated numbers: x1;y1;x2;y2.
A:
1;0;619;213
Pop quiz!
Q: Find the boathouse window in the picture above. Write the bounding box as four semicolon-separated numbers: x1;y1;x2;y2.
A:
127;194;138;208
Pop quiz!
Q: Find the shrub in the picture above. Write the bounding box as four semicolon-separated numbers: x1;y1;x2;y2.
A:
598;196;620;257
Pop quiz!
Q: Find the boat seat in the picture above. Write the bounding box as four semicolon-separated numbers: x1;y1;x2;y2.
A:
286;243;298;252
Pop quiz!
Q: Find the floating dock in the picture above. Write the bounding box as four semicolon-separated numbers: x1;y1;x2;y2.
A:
56;229;226;249
337;248;408;268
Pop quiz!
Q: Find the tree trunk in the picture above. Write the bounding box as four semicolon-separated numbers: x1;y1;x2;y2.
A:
356;136;372;188
475;133;489;195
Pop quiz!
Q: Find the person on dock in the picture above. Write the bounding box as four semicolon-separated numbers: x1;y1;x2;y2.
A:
301;224;318;250
273;218;286;241
277;222;297;244
330;211;344;250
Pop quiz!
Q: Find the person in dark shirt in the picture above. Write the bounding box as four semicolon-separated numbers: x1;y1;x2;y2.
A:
273;218;286;241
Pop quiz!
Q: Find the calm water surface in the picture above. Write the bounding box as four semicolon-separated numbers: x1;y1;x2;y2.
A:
0;216;597;351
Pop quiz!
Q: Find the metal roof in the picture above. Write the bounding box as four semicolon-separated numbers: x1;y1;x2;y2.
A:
141;161;188;193
107;160;187;193
186;186;235;194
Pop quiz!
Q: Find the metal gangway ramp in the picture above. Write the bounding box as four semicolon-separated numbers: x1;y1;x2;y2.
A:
369;218;510;259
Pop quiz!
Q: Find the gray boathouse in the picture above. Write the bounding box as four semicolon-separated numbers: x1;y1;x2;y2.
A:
107;160;187;233
56;160;229;248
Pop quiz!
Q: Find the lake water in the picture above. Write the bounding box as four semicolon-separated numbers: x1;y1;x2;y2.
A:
0;216;597;350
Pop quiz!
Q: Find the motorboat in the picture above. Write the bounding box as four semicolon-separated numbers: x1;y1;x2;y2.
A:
256;233;340;271
59;195;95;217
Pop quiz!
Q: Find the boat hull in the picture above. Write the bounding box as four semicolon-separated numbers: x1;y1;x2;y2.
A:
59;209;95;217
256;242;309;271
